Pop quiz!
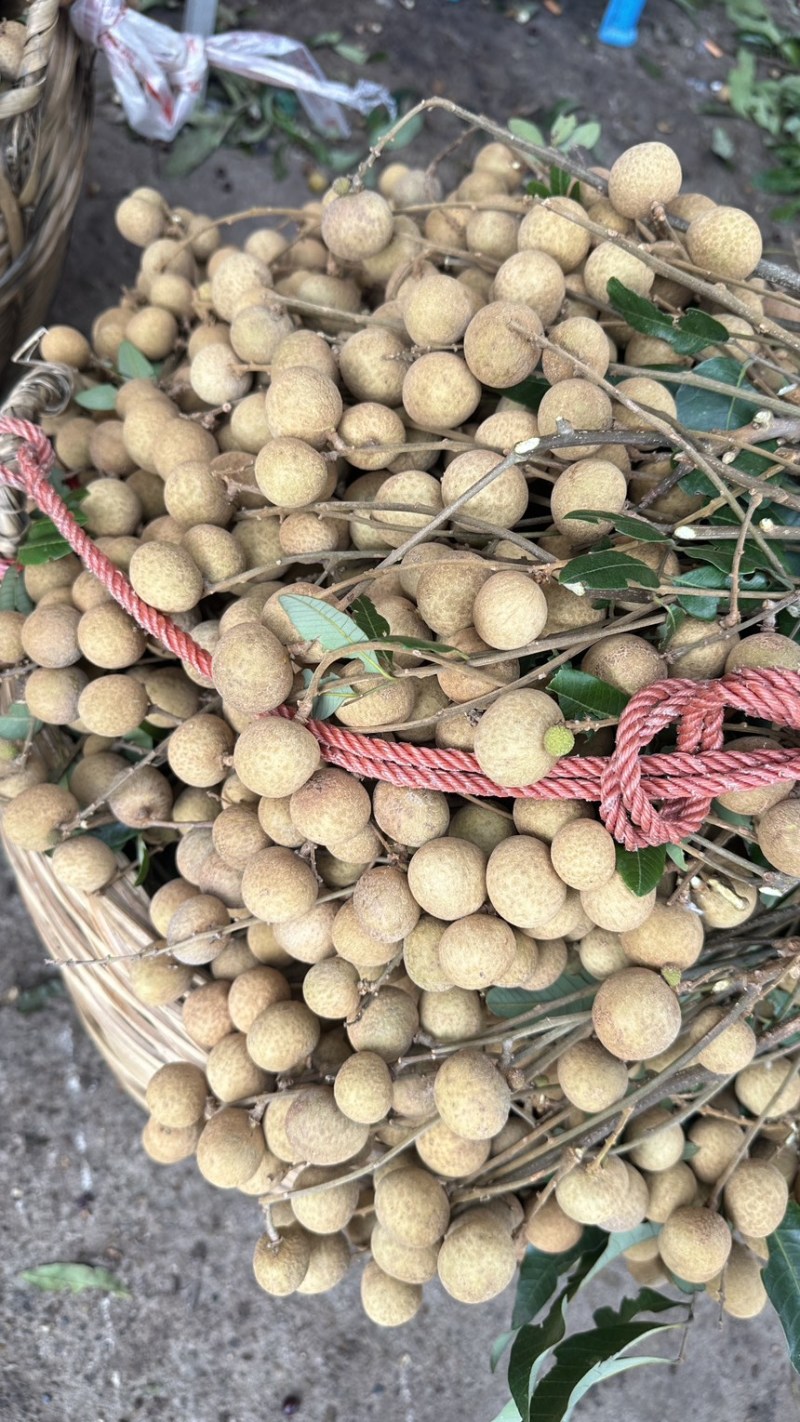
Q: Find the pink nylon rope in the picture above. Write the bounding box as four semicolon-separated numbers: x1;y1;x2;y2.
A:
3;415;800;851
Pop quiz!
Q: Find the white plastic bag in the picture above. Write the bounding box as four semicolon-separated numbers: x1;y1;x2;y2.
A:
70;0;394;143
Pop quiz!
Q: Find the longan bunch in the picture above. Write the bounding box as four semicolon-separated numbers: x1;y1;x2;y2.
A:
1;127;798;1329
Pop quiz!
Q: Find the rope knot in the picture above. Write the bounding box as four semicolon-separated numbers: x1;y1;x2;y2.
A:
0;416;55;493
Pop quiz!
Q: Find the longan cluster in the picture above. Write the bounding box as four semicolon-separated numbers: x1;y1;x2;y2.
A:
1;134;796;1327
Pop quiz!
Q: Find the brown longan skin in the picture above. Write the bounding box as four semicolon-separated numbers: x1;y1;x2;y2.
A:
592;967;682;1061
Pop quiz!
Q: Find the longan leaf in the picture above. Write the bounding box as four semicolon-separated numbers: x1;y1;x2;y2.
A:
578;1224;661;1290
615;844;667;897
278;594;386;675
299;667;355;721
607;279;731;357
528;1294;687;1422
116;340;156;381
562;510;669;543
549;665;629;721
350;594;391;641
487;969;597;1020
507;117;546;149
764;1200;800;1374
512;1232;606;1330
0;702;42;741
559;551;660;594
0;565;33;613
19;1262;129;1296
673;357;758;431
74;384;119;411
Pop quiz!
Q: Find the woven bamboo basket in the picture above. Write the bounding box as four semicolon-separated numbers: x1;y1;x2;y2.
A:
0;366;201;1110
0;0;92;384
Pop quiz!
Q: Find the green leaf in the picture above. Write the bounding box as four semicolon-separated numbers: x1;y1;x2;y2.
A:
673;357;758;431
15;979;65;1013
508;117;546;149
278;594;386;675
487;969;597;1021
606;280;730;357
333;41;369;64
497;375;550;411
528;1290;687;1421
672;565;724;620
0;703;41;741
165;118;233;177
559;551;660;594
550;113;577;148
19;1262;129;1296
549;164;573;195
660;604;686;646
74;384;119;411
568;121;601;151
512;1233;606;1331
615;844;667;897
116;340;156;381
549;665;629;721
299;667;355;721
563;509;668;543
711;125;736;163
350;594;390;641
90;822;141;851
0;565;33;613
579;1225;661;1289
134;837;150;889
764;1199;800;1373
666;844;689;871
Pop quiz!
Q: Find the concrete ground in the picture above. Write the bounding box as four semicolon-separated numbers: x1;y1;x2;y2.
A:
3;2;800;1417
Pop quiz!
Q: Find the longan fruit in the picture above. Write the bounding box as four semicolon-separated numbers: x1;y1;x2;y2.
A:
50;834;117;893
542;316;610;386
485;833;567;932
462;300;543;387
581;633;666;695
241;846;318;924
687;1117;745;1185
518;197;591;271
555;1156;630;1226
512;798;589;843
168;714;235;787
723;1161;788;1237
247;1000;321;1073
150;879;200;938
360;1260;422;1326
206;1031;269;1103
291;1166;360;1235
474;688;569;789
592;967;681;1061
273;900;338;966
583;242;655;303
756;800;800;876
167;894;230;967
254;437;330;509
437;1209;517;1304
372;783;450;849
146;1062;207;1128
370;1225;438;1286
107;765;173;829
302;958;360;1021
406;836;486;921
686;207;763;281
660;1206;732;1284
581;872;656;933
402;272;474;347
416;1119;491;1178
620;902;704;970
76;603;146;670
126;305;178;361
550;819;616;892
442;445;529;528
707;1242;767;1320
693;877;757;929
493;249;566;325
209;251;271;321
433;1048;510;1141
210;623;293;718
449;804;514;857
465;207;520;262
331;1051;392;1125
264;367;343;448
538;384;614;464
688;1006;756;1076
579;926;628;980
346;986;419;1061
20;603;81;669
252;1227;313;1297
0;609;25;665
524;1193;584;1253
285;1086;369;1167
142;1117;202;1165
321;189;393;260
608;142;682;219
626;1105;685;1172
474;408;539;452
402;352;481;431
128;952;193;1007
735;1060;800;1119
128;541;203;614
25;667;87;725
418;985;484;1044
338;326;409;405
414;551;490;637
614;376;678;431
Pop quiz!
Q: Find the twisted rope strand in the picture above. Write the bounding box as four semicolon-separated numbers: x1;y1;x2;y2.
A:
3;416;800;851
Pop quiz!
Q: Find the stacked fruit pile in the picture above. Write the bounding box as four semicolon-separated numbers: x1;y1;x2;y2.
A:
1;129;799;1327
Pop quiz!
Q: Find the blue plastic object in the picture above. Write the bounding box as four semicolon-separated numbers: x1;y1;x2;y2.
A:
599;0;648;47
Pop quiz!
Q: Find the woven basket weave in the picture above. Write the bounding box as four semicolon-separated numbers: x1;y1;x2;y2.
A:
0;0;92;384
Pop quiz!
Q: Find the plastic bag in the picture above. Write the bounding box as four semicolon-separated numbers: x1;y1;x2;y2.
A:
69;0;394;143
